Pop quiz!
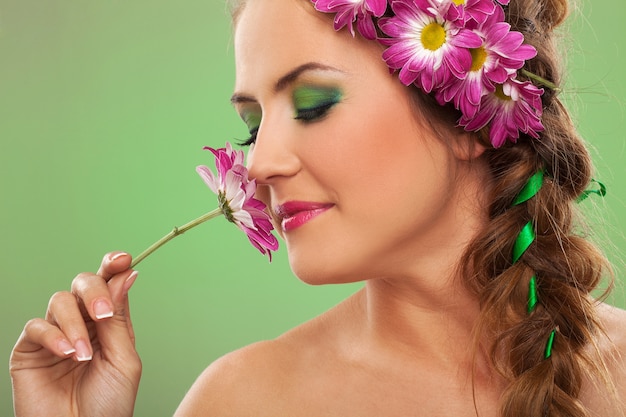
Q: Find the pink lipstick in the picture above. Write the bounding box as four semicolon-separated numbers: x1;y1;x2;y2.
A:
275;201;333;232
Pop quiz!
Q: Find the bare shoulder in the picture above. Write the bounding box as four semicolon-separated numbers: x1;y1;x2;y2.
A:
173;294;360;417
595;302;626;357
598;303;626;342
581;302;626;416
173;338;295;417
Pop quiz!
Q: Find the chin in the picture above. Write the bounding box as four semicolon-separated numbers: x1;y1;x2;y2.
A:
288;255;365;286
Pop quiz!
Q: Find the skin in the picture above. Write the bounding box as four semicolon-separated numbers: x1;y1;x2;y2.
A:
10;0;626;416
10;253;141;417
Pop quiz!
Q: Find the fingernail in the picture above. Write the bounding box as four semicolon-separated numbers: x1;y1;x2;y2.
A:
58;339;76;356
94;299;114;319
109;252;128;262
123;270;139;294
75;339;92;362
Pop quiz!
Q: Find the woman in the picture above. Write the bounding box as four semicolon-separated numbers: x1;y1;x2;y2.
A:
10;0;626;415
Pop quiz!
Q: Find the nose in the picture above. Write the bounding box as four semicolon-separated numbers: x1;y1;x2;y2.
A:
246;122;301;184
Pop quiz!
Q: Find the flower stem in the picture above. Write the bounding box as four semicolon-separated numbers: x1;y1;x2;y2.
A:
520;69;561;92
131;207;223;268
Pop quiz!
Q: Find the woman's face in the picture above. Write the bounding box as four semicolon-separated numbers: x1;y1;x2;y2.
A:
233;0;479;284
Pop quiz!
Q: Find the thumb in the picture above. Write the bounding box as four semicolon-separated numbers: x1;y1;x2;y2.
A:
95;269;139;361
97;252;133;281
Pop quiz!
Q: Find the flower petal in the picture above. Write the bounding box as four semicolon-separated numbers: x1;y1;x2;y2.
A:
196;165;220;194
199;144;279;259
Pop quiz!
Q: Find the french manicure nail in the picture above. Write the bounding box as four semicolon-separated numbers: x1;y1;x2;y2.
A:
75;339;92;362
58;339;76;356
123;270;139;294
94;299;114;319
109;252;128;262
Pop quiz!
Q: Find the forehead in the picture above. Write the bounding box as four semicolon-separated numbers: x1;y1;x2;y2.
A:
232;0;384;94
234;0;323;49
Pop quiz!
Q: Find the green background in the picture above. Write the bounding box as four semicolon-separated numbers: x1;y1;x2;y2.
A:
1;1;624;415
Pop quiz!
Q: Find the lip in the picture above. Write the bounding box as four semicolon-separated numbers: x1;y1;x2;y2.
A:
275;201;334;232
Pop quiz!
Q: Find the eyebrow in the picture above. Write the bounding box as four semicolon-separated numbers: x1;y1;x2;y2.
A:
230;62;343;105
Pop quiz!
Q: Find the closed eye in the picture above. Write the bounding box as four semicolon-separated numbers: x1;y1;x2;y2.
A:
294;101;338;122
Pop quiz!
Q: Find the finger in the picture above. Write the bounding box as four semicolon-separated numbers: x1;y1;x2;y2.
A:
71;272;115;322
97;251;133;280
111;273;138;347
70;251;133;322
45;291;94;361
12;318;77;362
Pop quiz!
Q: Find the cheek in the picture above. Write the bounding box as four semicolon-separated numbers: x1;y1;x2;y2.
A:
330;104;429;192
325;108;451;222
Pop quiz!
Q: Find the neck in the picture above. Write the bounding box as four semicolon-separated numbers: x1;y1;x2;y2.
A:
357;159;492;373
362;270;482;362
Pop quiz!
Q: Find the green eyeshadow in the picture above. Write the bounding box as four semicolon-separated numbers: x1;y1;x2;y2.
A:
242;111;261;133
293;85;343;110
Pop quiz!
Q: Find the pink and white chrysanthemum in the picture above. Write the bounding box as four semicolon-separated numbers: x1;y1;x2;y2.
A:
436;6;537;118
446;0;496;25
379;0;482;93
460;78;544;148
196;143;279;259
311;0;388;40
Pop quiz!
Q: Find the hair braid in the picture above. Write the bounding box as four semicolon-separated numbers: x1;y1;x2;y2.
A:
462;1;612;415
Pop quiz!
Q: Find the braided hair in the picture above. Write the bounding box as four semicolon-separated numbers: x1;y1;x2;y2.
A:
459;1;615;415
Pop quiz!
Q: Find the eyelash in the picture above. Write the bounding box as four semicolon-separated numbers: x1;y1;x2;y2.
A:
294;101;337;122
236;127;258;147
236;101;338;147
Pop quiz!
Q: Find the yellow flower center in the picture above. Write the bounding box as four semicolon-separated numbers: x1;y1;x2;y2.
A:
452;0;465;5
421;22;446;51
494;84;512;101
469;47;487;72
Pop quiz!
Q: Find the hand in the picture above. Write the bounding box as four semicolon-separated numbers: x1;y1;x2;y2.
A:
10;252;142;417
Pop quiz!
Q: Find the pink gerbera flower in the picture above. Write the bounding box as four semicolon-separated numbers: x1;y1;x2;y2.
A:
196;143;279;259
436;6;537;118
459;78;544;148
312;0;388;40
379;0;482;93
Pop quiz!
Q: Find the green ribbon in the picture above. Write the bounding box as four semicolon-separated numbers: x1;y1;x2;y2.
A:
544;329;557;359
511;173;606;362
512;172;547;358
511;171;542;265
576;179;607;203
513;170;544;206
512;221;535;264
512;171;543;316
527;275;538;314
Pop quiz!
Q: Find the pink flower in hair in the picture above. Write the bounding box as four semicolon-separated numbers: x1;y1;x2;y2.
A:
446;0;497;25
460;78;544;148
436;6;538;118
311;0;388;40
196;143;279;259
379;0;482;93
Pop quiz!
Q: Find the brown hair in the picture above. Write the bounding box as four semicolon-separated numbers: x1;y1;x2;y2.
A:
461;1;614;416
228;0;615;415
397;0;616;414
404;0;615;415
